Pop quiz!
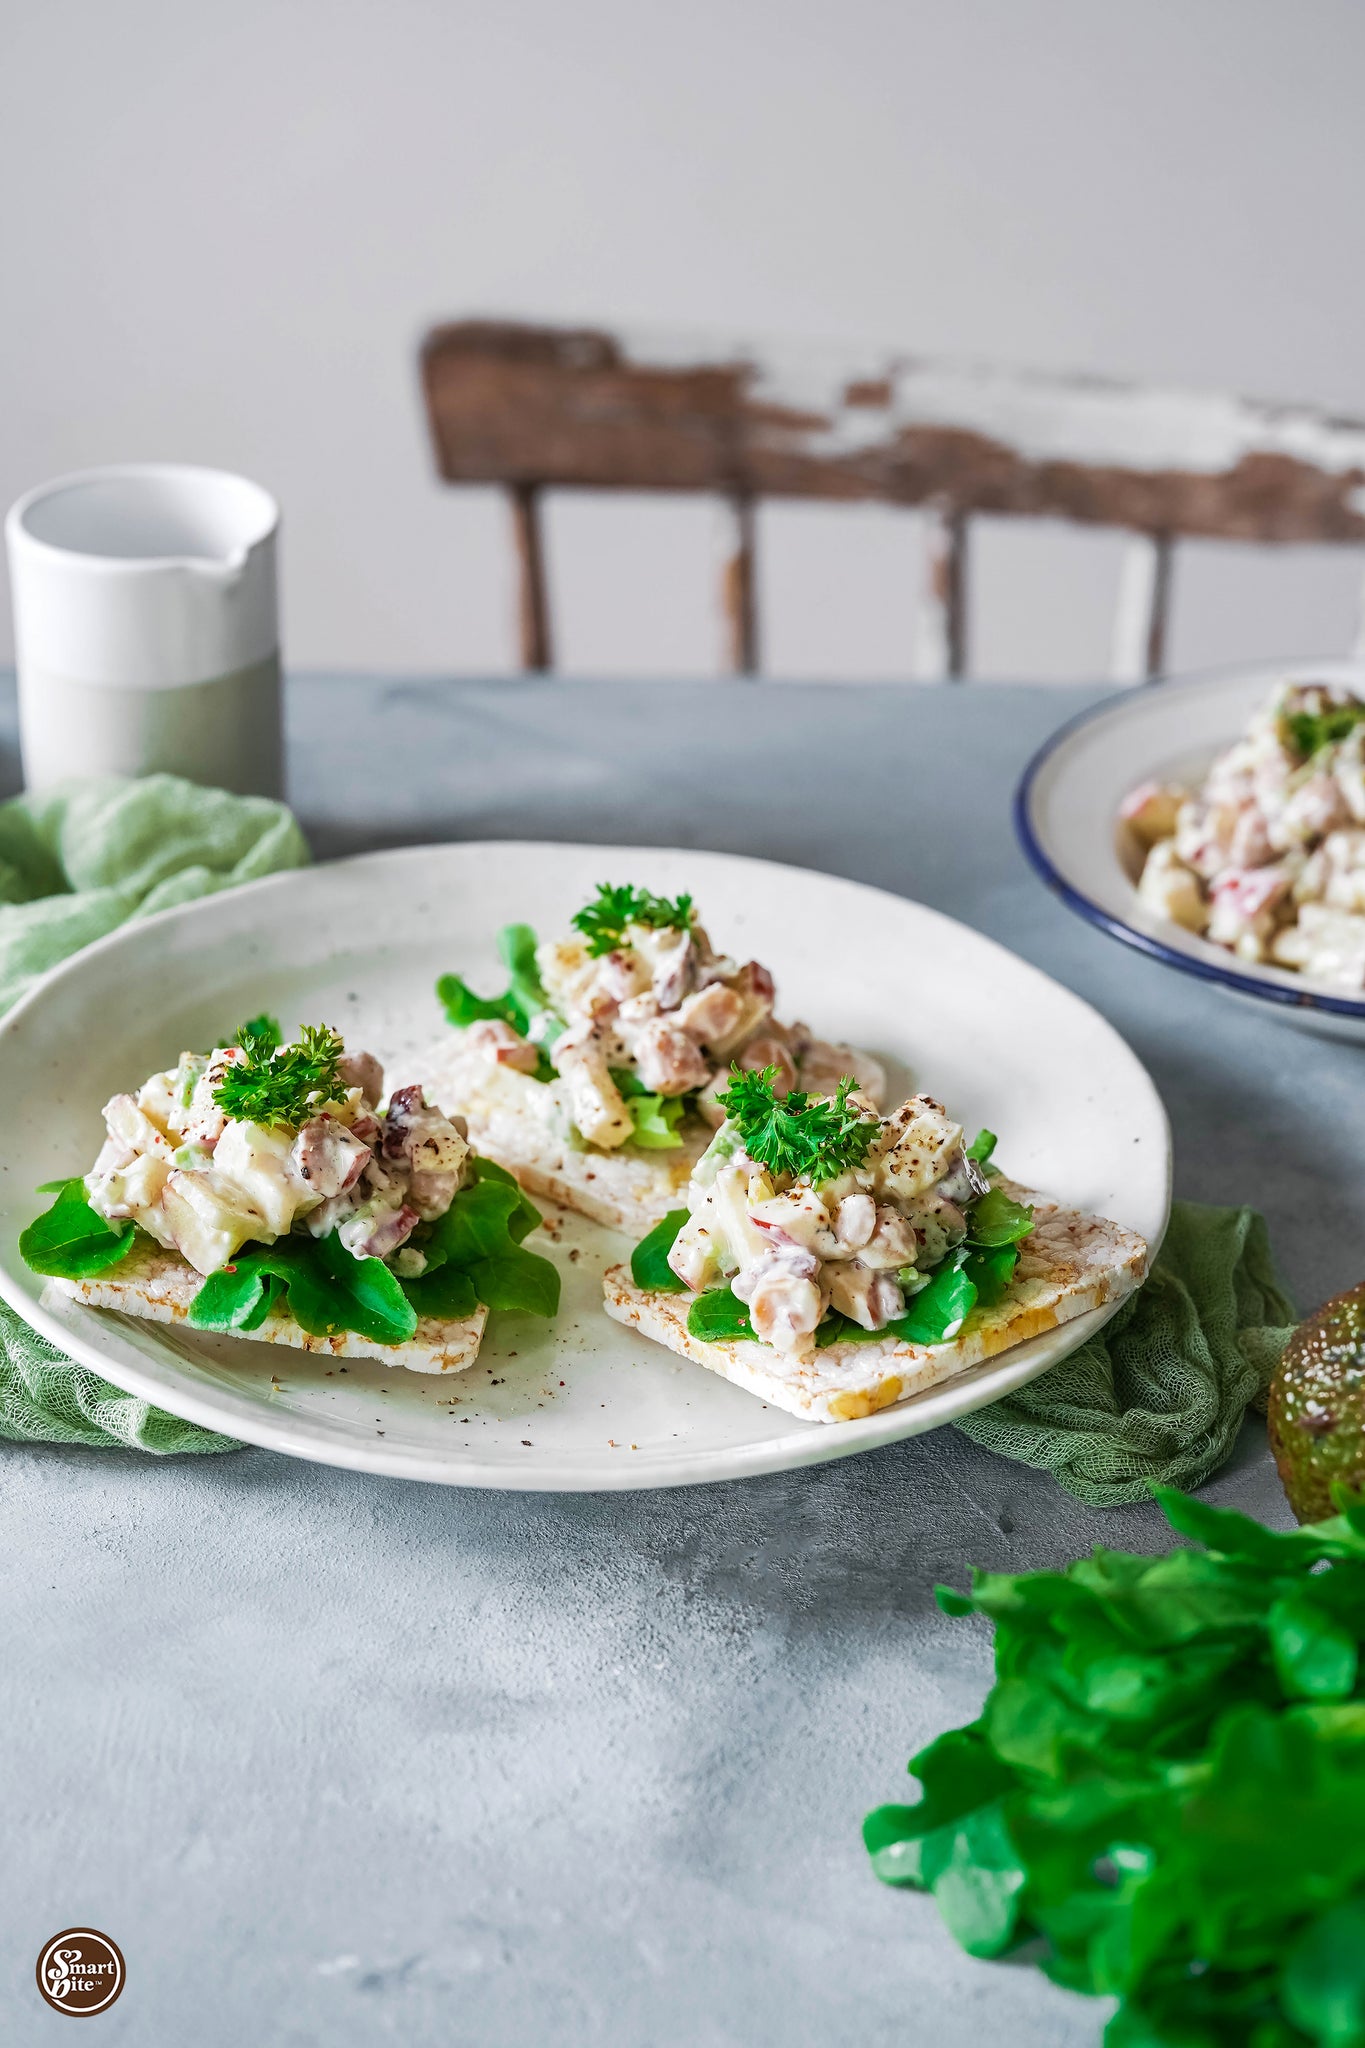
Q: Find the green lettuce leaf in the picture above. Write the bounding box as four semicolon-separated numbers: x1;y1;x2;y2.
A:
185;1260;284;1332
422;1170;533;1263
815;1310;885;1347
919;1800;1027;1958
436;924;558;1079
436;973;521;1032
405;1160;560;1319
629;1093;687;1149
631;1209;689;1292
311;1230;420;1344
687;1286;754;1342
395;1262;479;1321
608;1069;693;1148
862;1806;931;1888
1283;1900;1365;2046
498;922;551;1030
1269;1590;1360;1701
963;1243;1020;1309
189;1234;418;1345
1152;1487;1365;1570
867;1489;1365;2045
20;1178;138;1280
965;1128;998;1170
967;1187;1034;1248
892;1251;979;1344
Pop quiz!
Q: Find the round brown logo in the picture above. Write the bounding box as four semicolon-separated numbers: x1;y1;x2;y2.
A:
35;1930;125;2017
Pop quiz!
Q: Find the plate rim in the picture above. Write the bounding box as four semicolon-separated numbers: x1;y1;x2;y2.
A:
0;838;1172;1491
6;1284;1154;1492
1014;659;1365;1021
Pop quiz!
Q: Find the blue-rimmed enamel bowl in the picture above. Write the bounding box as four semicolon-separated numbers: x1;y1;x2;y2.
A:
1015;659;1365;1043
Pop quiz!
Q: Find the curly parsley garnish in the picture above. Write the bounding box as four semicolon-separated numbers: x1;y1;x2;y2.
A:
1285;700;1365;760
212;1020;346;1131
571;883;695;958
231;1013;282;1056
717;1067;878;1183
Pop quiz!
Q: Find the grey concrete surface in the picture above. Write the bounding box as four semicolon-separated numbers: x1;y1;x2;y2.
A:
2;677;1354;2048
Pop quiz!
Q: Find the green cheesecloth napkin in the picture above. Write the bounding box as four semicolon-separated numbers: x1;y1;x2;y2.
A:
0;784;1296;1492
953;1200;1297;1505
0;773;308;1457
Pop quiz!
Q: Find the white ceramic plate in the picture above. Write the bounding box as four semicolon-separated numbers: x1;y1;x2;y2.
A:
0;843;1169;1490
1017;659;1365;1041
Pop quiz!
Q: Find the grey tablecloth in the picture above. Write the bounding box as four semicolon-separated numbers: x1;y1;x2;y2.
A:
3;676;1355;2048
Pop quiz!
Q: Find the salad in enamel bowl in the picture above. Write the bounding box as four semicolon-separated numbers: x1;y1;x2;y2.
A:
19;1017;559;1373
1125;680;1365;993
415;882;887;1233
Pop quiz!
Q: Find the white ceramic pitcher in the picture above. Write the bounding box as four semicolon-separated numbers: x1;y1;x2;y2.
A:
5;464;283;796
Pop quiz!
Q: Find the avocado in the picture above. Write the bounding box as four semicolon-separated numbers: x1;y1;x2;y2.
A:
1268;1283;1365;1524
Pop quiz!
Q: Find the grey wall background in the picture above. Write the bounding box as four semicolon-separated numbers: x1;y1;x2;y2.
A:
4;0;1365;682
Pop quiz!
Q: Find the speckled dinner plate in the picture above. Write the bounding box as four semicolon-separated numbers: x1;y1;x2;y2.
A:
0;843;1170;1489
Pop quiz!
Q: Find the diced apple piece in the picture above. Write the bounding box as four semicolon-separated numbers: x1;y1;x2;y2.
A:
135;1068;180;1139
872;1097;963;1202
214;1120;308;1236
748;1267;823;1349
704;962;774;1058
710;1164;773;1267
159;1169;268;1275
88;1150;173;1237
536;937;599;1019
826;1259;907;1332
668;1216;723;1291
1138;840;1209;933
1120;780;1184;846
554;1028;633;1149
103;1092;173;1158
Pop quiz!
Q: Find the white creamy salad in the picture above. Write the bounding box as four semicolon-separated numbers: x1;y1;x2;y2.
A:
1126;680;1365;991
448;884;886;1153
643;1072;1033;1367
85;1022;469;1276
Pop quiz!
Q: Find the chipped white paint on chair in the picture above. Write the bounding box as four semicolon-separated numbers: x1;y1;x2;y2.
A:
421;322;1365;680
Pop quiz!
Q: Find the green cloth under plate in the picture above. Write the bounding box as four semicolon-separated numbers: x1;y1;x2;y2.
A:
1;773;308;1456
1;1306;243;1455
953;1200;1296;1505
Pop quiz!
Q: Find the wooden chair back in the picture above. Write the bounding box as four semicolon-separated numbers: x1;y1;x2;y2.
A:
420;319;1365;680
